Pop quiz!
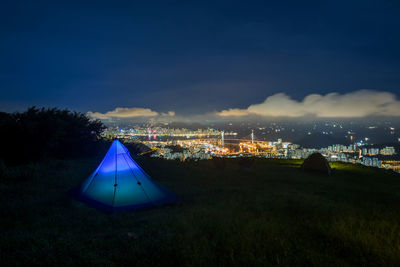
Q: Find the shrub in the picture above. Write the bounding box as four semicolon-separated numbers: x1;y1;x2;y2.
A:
0;107;106;165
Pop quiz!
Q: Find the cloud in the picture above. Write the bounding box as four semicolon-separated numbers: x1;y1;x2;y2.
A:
218;108;250;117
217;90;400;118
161;111;175;116
88;107;161;119
87;90;400;122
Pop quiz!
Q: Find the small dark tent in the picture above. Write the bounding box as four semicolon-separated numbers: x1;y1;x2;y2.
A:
77;140;178;212
301;153;332;175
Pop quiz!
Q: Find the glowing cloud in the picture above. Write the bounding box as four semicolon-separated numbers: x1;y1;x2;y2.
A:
161;111;176;116
218;108;250;117
88;107;160;119
217;90;400;118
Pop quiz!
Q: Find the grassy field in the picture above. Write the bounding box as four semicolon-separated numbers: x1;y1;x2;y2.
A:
1;155;400;266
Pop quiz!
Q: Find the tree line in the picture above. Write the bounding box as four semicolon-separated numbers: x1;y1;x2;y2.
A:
0;107;106;165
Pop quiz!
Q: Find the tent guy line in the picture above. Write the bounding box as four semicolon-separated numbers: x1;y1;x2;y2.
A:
77;140;179;212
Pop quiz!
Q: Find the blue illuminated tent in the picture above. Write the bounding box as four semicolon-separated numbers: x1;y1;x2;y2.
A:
77;140;178;212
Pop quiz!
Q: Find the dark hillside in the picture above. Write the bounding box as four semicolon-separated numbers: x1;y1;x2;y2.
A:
1;157;400;266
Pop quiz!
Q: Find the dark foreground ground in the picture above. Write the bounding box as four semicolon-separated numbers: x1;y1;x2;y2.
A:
1;156;400;266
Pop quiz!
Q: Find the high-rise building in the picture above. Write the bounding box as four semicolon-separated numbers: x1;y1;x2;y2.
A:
362;148;368;155
381;146;395;155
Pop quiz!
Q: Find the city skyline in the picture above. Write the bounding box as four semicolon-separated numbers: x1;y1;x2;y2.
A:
102;124;400;173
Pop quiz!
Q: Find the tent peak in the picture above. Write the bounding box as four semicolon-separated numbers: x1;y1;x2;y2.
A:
77;139;179;212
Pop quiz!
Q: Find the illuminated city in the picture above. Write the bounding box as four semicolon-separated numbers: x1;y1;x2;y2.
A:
103;124;400;173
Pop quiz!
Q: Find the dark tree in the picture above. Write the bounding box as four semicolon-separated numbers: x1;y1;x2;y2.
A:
0;107;106;164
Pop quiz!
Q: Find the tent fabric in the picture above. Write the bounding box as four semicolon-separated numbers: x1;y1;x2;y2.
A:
78;140;178;212
301;152;332;175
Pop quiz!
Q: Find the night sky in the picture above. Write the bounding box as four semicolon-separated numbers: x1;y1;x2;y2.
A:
1;1;400;118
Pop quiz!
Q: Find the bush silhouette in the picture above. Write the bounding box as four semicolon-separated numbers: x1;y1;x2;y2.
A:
301;153;331;175
0;107;106;165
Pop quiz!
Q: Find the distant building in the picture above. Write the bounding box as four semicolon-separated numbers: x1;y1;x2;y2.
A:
380;146;395;155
